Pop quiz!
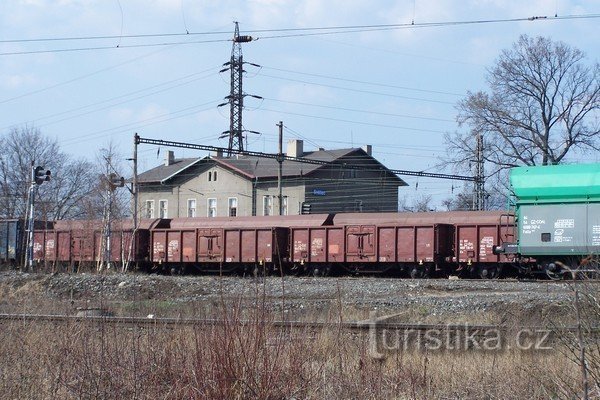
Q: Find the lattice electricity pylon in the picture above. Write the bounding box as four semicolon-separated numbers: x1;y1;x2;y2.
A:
218;22;261;157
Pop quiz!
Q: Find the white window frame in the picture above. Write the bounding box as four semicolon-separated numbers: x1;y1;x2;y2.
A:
187;198;197;218
159;199;168;218
282;196;288;216
228;197;238;217
145;200;155;218
263;195;273;216
207;198;217;218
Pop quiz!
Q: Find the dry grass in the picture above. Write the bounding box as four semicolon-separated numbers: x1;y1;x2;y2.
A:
0;272;598;399
0;300;592;400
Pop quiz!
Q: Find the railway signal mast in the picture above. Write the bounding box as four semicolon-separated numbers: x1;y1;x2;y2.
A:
25;164;51;269
218;22;261;157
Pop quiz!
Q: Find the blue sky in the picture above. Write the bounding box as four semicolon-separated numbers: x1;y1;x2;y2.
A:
1;0;598;208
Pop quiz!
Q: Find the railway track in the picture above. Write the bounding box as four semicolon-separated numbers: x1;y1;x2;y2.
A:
1;313;596;335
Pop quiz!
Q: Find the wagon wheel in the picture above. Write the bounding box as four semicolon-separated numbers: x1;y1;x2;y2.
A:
478;265;501;279
409;266;426;279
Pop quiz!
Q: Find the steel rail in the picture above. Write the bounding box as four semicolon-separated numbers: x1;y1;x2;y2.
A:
1;313;596;334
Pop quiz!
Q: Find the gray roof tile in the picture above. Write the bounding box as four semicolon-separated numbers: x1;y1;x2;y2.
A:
137;148;406;185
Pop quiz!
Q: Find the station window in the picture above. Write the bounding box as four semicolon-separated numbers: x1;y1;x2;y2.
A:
282;196;288;216
263;196;273;216
208;198;217;218
159;200;168;218
228;197;238;217
145;200;155;218
187;199;196;217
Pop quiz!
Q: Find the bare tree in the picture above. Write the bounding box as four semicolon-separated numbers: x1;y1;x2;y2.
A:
445;35;599;180
399;193;434;212
0;126;97;220
441;182;507;211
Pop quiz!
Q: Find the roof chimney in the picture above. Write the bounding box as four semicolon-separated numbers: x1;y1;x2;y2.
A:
361;145;372;156
165;150;175;166
287;139;304;158
211;149;223;158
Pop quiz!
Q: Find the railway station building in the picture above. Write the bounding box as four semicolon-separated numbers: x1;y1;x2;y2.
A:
136;140;407;218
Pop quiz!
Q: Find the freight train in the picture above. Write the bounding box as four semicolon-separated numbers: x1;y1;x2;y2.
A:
3;163;599;279
28;211;512;278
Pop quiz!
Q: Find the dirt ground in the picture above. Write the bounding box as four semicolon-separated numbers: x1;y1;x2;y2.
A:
0;270;576;325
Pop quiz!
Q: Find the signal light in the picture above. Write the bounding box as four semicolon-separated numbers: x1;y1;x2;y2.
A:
107;173;125;190
34;166;51;185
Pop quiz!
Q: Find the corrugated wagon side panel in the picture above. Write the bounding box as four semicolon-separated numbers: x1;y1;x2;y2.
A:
33;231;46;260
166;231;181;263
257;229;274;263
397;227;416;262
152;231;167;263
291;228;308;263
181;230;196;263
377;227;396;263
477;226;498;262
241;230;257;263
415;226;435;263
57;231;71;262
457;226;477;263
309;228;326;263
326;227;344;263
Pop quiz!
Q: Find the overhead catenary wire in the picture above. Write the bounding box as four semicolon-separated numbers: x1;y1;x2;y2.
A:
1;67;221;131
257;107;448;135
257;74;456;105
2;13;598;44
1;13;598;56
264;98;454;123
135;136;477;181
261;66;465;97
0;44;180;105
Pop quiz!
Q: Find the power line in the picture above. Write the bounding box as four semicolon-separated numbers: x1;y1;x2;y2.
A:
252;14;600;40
262;66;464;97
0;45;177;104
58;100;221;148
3;13;598;44
257;107;448;134
258;74;456;105
264;97;454;123
0;31;231;44
2;67;220;131
2;14;598;56
0;37;229;57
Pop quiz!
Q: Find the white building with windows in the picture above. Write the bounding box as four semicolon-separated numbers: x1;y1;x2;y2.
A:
136;140;406;218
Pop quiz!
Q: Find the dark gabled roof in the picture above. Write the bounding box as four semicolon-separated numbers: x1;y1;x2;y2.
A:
137;148;407;186
213;148;359;179
137;157;206;184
